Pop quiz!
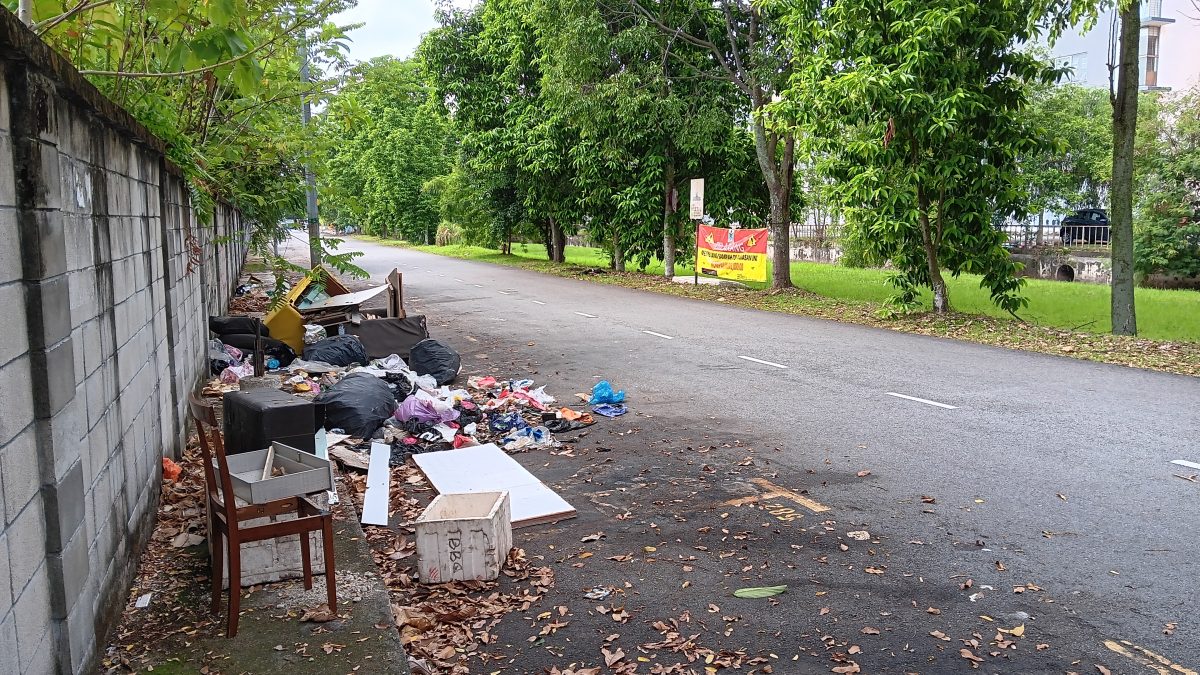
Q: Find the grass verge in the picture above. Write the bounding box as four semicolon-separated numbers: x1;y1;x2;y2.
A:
359;237;1200;376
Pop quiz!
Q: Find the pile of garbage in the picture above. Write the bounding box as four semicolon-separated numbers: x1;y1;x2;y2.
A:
205;316;629;464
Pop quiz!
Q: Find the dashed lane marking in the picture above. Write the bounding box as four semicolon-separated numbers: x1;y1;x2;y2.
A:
885;392;957;409
722;478;829;514
574;312;598;318
643;330;674;339
1171;459;1200;471
1103;639;1196;675
737;355;788;369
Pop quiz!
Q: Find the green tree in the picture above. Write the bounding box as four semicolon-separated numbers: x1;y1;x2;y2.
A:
14;0;365;285
1134;87;1200;280
629;0;818;289
776;0;1062;314
320;57;451;243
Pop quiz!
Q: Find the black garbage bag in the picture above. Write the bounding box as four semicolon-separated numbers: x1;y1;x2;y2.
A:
209;315;269;337
313;373;397;438
219;334;297;368
408;339;460;386
303;335;369;367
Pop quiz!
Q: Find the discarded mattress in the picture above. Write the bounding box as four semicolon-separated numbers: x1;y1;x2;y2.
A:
346;315;429;360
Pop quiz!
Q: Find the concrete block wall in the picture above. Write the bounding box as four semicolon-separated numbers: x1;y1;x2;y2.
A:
0;8;250;674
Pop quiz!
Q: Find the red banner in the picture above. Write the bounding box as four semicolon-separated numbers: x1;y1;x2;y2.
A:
696;226;768;282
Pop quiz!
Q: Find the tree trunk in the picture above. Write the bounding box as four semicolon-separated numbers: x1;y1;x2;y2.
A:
751;116;794;290
1110;1;1139;336
548;218;565;263
663;158;676;278
918;186;949;313
1036;211;1044;246
613;232;625;272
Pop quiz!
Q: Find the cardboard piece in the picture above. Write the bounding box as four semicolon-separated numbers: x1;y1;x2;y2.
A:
412;444;575;528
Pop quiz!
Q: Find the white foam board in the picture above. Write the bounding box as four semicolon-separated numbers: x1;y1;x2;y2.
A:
412;444;575;527
361;442;391;526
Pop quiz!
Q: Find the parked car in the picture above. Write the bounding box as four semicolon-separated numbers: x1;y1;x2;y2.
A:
1059;208;1109;245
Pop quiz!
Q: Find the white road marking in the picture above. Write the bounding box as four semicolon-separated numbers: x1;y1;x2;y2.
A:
574;312;598;318
1171;459;1200;471
643;330;674;340
885;392;958;409
737;355;788;369
531;300;547;305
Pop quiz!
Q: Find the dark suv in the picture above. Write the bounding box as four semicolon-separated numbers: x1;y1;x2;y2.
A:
1059;209;1109;245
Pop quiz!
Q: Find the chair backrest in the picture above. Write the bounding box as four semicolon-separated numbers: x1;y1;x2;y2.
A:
188;391;238;525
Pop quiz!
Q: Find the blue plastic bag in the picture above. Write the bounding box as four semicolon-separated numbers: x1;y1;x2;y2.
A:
589;380;626;405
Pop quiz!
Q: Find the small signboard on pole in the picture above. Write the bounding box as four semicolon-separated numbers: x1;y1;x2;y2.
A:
689;178;705;219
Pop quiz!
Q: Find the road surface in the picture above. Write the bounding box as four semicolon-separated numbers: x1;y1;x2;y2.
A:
282;232;1199;673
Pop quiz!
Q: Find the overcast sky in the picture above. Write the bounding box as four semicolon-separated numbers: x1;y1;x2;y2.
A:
333;0;440;63
334;0;1200;89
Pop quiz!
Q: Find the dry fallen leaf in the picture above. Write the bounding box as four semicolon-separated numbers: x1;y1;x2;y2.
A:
1164;622;1177;636
831;663;860;674
995;560;1007;572
847;531;870;541
1096;666;1112;675
926;607;941;615
920;495;937;504
299;603;337;623
847;645;861;655
930;630;950;641
581;532;605;542
856;470;872;477
864;566;885;575
861;626;880;635
602;647;626;666
1057;493;1068;502
960;648;984;663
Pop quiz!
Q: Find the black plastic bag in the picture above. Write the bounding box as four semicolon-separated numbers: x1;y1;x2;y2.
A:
209;315;269;337
303;335;369;367
313;373;397;438
408;339;461;386
219;334;297;368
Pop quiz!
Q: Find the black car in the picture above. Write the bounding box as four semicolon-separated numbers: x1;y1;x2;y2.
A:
1059;208;1109;245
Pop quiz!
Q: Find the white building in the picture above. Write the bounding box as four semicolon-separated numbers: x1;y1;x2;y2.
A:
1050;0;1195;92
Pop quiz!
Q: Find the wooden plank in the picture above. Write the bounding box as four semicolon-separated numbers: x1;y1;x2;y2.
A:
361;442;391;526
386;268;405;318
412;444;575;528
329;446;370;471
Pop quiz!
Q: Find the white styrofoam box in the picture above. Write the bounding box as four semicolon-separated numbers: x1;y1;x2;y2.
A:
216;491;329;589
415;491;512;583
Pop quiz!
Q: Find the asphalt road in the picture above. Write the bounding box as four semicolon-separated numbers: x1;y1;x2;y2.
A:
282;232;1198;673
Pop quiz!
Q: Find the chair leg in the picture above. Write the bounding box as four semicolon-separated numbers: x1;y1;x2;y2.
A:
299;531;313;591
322;515;337;614
227;540;241;638
210;524;224;615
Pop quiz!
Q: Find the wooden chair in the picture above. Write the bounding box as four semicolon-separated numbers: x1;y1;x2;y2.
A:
188;392;336;637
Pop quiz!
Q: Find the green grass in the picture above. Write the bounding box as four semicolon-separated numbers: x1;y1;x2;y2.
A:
376;239;1200;343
